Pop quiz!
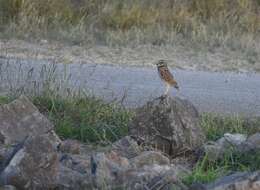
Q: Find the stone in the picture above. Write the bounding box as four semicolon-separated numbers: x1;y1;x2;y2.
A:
131;151;170;168
112;136;142;159
0;134;59;189
91;151;130;188
190;183;207;190
0;145;13;170
203;141;223;162
105;151;130;170
204;133;247;161
118;164;187;190
0;95;60;145
129;96;205;156
56;166;92;190
0;185;17;190
59;154;90;174
243;133;260;150
205;171;260;190
223;133;247;147
59;139;81;154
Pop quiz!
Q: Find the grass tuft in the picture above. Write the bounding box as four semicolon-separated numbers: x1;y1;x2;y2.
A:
0;96;10;105
200;113;260;141
183;113;260;186
183;149;260;186
32;95;133;144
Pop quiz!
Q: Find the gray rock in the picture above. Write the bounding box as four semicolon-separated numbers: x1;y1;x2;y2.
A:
0;95;61;145
203;142;223;162
190;183;207;190
118;164;187;190
205;171;260;190
0;185;17;190
59;154;90;174
91;151;130;188
223;133;247;147
112;136;142;159
56;165;92;190
0;134;59;189
0;146;13;169
131;151;170;168
204;133;247;161
59;140;81;154
129;96;205;156
242;133;260;151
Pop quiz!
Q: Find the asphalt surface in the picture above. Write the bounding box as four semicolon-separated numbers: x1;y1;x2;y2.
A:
1;58;260;116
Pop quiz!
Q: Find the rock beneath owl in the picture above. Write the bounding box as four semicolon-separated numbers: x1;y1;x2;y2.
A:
128;95;205;157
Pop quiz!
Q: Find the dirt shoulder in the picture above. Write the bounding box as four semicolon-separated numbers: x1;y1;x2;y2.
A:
0;39;259;73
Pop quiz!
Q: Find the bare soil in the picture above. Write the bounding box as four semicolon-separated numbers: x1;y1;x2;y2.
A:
0;38;259;72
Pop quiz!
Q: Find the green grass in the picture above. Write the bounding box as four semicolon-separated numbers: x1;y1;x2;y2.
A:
183;154;227;185
32;95;133;144
183;149;260;186
183;113;260;186
0;96;10;105
200;113;260;141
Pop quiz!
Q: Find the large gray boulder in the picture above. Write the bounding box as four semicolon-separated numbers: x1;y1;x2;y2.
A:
129;96;205;156
0;96;60;145
0;134;59;189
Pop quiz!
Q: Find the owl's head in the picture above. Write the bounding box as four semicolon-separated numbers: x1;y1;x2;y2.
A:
156;60;167;68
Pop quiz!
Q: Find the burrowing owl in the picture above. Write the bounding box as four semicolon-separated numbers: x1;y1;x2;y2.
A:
156;60;179;95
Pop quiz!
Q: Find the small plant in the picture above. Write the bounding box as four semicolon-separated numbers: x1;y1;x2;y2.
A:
0;96;10;105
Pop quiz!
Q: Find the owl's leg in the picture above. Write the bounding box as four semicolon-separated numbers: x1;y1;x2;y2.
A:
164;84;170;95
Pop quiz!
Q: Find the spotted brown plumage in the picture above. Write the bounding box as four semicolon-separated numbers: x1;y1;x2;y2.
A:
156;60;179;95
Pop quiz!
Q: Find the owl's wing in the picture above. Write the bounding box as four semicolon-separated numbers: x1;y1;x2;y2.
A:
159;67;178;86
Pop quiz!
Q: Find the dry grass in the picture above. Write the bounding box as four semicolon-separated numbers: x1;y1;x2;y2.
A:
0;0;259;48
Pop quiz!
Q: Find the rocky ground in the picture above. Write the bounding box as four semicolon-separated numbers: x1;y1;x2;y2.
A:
0;95;259;189
0;39;259;73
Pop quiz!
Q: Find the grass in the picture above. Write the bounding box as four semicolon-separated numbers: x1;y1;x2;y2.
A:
183;113;260;186
0;0;259;49
200;113;260;141
33;95;133;144
183;149;260;186
0;96;10;105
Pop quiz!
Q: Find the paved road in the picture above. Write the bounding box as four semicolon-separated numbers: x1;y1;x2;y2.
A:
1;58;260;116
